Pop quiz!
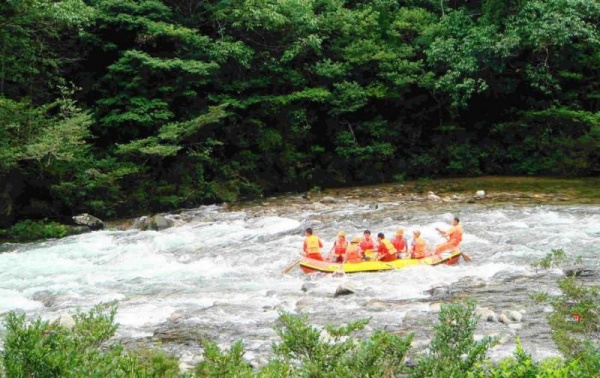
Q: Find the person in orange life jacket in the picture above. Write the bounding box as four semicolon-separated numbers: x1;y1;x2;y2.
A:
375;232;397;262
329;231;348;262
302;227;324;260
344;236;363;263
435;216;463;254
360;230;375;260
391;228;408;258
411;230;427;259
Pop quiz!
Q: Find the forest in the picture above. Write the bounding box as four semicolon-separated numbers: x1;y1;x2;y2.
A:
1;0;599;227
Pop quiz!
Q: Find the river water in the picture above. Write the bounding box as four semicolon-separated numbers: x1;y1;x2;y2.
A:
1;188;599;367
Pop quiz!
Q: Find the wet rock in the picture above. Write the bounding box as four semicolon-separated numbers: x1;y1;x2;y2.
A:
365;300;387;311
65;225;91;236
488;332;511;345
311;202;328;210
32;290;57;307
302;192;311;200
72;213;104;230
58;314;75;329
476;307;497;322
152;215;174;230
498;314;510;324
424;286;449;297
563;267;598;278
508;310;523;322
295;298;314;311
153;322;219;344
475;190;486;198
487;311;498;322
302;282;318;292
266;290;277;297
134;215;175;231
168;311;185;322
320;196;337;204
427;192;441;201
334;283;356;297
250;358;269;369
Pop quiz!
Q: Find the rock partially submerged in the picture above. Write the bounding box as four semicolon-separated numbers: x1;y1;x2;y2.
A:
334;283;356;297
72;213;104;230
134;214;175;231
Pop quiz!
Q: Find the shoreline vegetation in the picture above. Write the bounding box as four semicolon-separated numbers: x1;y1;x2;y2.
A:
2;176;600;243
1;250;598;377
1;0;599;234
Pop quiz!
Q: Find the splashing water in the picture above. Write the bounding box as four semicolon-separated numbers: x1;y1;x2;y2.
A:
1;200;599;362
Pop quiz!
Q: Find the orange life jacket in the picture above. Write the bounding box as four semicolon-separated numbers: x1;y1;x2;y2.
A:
412;237;426;259
360;237;374;251
448;225;463;245
334;240;348;257
391;236;406;251
345;244;362;263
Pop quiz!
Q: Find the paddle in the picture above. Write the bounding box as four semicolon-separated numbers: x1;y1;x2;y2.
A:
460;251;473;262
282;258;302;274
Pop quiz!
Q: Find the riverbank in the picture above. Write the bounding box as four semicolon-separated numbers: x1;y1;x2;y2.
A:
2;176;599;244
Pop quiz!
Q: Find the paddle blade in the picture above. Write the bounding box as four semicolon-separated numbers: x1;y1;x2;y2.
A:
461;252;473;262
282;259;302;274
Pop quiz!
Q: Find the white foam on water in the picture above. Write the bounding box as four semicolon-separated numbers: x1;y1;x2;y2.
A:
0;288;42;313
1;205;599;355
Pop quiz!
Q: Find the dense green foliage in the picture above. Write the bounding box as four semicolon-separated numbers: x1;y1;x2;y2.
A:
1;0;599;226
1;302;181;377
0;219;68;241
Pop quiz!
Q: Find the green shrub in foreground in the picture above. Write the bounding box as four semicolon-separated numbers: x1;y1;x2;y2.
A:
410;300;495;378
1;302;180;378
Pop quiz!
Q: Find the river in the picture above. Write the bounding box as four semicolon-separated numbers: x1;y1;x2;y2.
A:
1;182;599;368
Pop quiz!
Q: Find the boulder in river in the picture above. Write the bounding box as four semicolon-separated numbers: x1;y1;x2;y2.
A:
508;323;523;331
475;190;486;198
334;283;356;297
134;214;175;231
72;213;104;230
58;314;75;329
424;286;449;297
65;225;91;236
427;191;441;201
296;298;314;311
507;310;523;322
32;290;58;307
302;282;318;292
320;196;337;204
498;314;510;324
486;311;498;322
153;321;220;344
